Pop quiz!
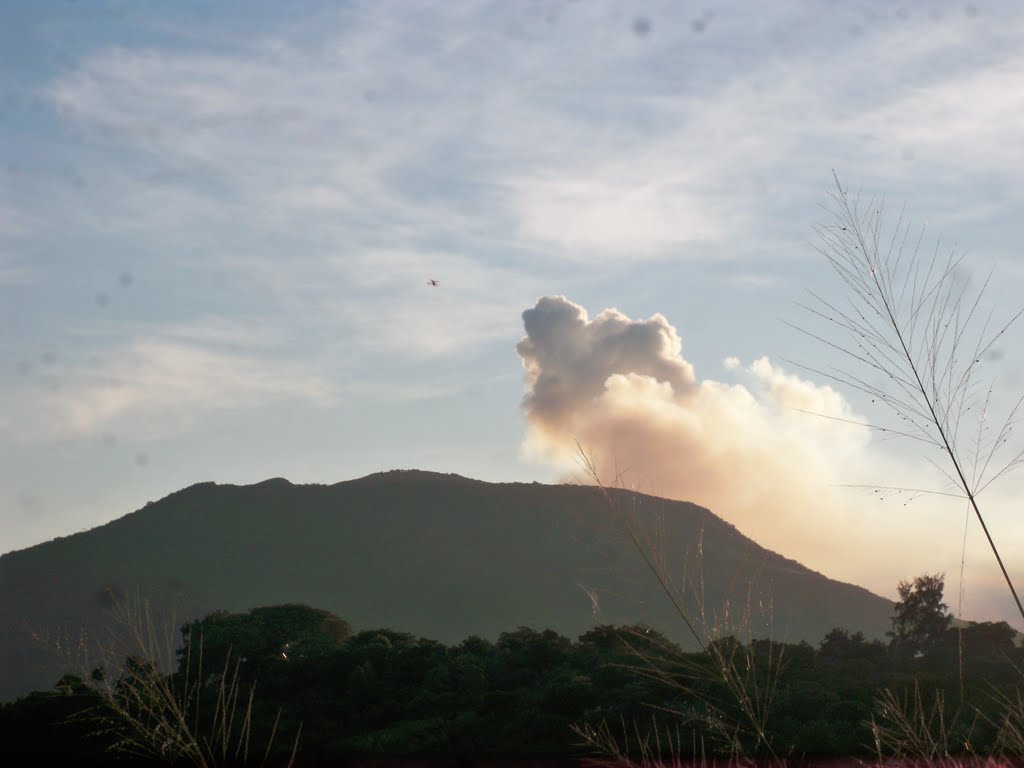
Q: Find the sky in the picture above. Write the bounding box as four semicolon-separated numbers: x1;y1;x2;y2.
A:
4;0;1024;628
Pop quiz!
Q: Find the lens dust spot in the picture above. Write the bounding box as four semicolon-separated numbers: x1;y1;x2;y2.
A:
950;263;971;290
118;271;133;287
632;17;651;37
19;493;45;519
691;11;713;33
134;451;150;468
95;292;110;309
102;432;116;447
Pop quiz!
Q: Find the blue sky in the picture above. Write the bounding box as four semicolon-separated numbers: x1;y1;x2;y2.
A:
4;0;1024;626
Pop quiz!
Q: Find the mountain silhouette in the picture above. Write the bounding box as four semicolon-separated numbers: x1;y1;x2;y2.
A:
0;470;894;701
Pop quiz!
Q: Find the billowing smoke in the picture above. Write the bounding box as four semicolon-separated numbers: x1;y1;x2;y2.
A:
517;295;939;594
519;296;697;428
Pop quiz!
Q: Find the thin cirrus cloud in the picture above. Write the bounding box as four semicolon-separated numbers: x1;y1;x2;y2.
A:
32;1;1024;287
22;4;1024;400
41;39;488;240
0;197;38;285
506;176;729;256
151;317;292;348
30;7;803;259
0;203;38;240
38;33;541;359
849;56;1024;173
23;332;331;441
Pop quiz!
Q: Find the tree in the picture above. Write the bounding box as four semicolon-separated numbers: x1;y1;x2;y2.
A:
888;573;952;659
179;603;352;682
800;174;1024;624
820;628;864;660
78;593;303;767
959;620;1017;660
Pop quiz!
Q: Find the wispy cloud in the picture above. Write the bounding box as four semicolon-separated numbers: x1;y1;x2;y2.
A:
0;204;38;240
507;175;729;256
850;54;1024;173
0;179;40;284
20;329;331;441
32;1;1024;300
145;316;291;349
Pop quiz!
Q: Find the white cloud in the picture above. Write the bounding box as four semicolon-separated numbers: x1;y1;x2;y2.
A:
507;175;727;256
850;56;1024;172
28;333;331;440
32;1;1024;297
0;189;40;285
152;317;291;348
0;204;38;239
0;258;34;286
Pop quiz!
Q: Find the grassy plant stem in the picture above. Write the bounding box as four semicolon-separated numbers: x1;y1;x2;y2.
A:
812;173;1024;627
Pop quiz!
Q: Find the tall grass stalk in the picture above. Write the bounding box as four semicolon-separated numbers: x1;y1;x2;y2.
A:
978;670;1024;758
78;591;299;767
870;681;977;764
572;446;786;766
797;174;1024;768
793;173;1024;625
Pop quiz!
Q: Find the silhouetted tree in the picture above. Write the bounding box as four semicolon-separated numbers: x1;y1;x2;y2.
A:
178;603;351;683
888;573;952;660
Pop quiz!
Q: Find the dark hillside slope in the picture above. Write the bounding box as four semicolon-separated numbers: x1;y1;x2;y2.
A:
0;470;893;701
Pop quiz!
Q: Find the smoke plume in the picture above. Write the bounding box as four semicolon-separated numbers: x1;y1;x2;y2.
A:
517;295;928;592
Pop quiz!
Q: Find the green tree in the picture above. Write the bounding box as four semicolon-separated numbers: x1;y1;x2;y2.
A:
179;603;352;682
888;574;952;660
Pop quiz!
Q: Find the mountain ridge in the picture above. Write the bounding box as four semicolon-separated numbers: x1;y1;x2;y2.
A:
0;469;894;701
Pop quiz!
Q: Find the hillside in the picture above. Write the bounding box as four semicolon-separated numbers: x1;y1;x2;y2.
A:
0;470;894;701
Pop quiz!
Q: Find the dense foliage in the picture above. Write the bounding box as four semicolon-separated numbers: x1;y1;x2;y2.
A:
2;598;1022;766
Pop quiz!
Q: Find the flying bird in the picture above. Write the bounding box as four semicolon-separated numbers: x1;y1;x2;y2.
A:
427;279;439;287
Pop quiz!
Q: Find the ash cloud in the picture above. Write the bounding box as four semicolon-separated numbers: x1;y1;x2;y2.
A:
516;298;1024;628
517;295;898;588
517;296;697;428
